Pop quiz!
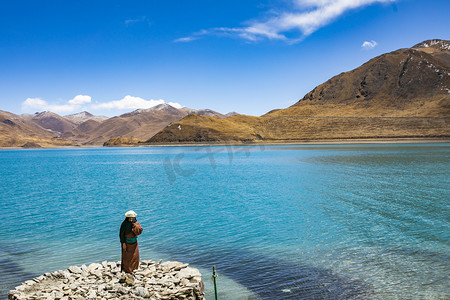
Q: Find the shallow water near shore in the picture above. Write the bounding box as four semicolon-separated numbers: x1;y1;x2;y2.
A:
0;144;449;299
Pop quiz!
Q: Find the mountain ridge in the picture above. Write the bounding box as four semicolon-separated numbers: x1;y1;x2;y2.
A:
0;110;77;147
64;111;109;124
0;105;235;147
1;39;448;147
145;39;450;144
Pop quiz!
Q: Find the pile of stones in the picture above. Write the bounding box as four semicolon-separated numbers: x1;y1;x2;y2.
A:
8;260;205;300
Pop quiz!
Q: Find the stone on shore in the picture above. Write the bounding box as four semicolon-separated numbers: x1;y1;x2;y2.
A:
9;260;205;300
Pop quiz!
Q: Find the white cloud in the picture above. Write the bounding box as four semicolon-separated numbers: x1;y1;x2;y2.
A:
91;95;182;110
22;95;182;115
167;102;183;109
361;40;378;49
68;95;91;105
22;94;91;113
125;16;151;26
22;98;47;110
22;97;79;114
174;36;200;43
176;0;395;43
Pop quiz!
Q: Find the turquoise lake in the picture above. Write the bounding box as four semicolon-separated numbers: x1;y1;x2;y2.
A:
0;144;449;299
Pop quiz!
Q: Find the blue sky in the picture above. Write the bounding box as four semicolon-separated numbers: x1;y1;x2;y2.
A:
0;0;449;117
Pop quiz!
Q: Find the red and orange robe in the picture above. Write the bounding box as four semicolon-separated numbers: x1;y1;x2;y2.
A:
120;221;143;273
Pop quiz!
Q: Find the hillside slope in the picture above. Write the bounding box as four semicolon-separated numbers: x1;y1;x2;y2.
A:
0;104;234;147
64;111;109;124
70;104;189;145
267;39;449;118
0;111;76;147
23;111;78;135
146;39;450;144
99;105;232;146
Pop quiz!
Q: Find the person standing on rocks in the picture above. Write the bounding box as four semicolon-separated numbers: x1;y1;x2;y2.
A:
119;210;143;273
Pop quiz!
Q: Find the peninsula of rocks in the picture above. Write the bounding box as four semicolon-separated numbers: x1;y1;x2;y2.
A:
8;260;205;300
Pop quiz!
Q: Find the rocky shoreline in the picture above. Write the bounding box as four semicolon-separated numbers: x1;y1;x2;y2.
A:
8;260;205;300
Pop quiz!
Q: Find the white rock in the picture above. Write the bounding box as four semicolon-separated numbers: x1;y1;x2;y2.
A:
10;260;204;300
68;266;82;274
87;290;97;298
23;280;35;286
117;286;128;295
160;261;184;272
87;263;102;273
134;286;149;298
137;268;153;277
175;267;201;279
180;278;190;286
92;270;103;278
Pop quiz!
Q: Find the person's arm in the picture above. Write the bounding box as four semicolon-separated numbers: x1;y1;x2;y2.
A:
119;221;128;243
132;222;143;236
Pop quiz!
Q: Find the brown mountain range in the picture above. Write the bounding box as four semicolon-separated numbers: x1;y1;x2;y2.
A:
0;110;76;147
145;39;450;144
22;111;79;135
1;39;449;148
0;104;234;147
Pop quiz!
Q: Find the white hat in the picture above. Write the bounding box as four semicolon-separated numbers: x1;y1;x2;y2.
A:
125;210;137;218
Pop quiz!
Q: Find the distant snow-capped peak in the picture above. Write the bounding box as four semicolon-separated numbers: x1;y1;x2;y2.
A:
65;111;94;119
64;111;108;123
32;111;58;119
125;103;180;116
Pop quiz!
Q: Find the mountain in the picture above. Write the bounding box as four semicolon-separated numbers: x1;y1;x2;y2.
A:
146;39;450;144
2;39;448;147
22;111;78;136
68;104;230;145
103;136;145;146
0;110;76;147
265;38;449;118
64;111;109;124
225;112;240;117
0;104;231;147
180;108;227;118
76;104;188;145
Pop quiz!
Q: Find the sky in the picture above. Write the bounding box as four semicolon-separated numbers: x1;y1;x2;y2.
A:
0;0;449;117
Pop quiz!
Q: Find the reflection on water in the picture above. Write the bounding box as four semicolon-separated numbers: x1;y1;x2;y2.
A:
0;144;449;299
0;252;38;299
152;245;372;300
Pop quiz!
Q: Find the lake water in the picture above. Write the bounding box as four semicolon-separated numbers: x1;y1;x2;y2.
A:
0;144;449;299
